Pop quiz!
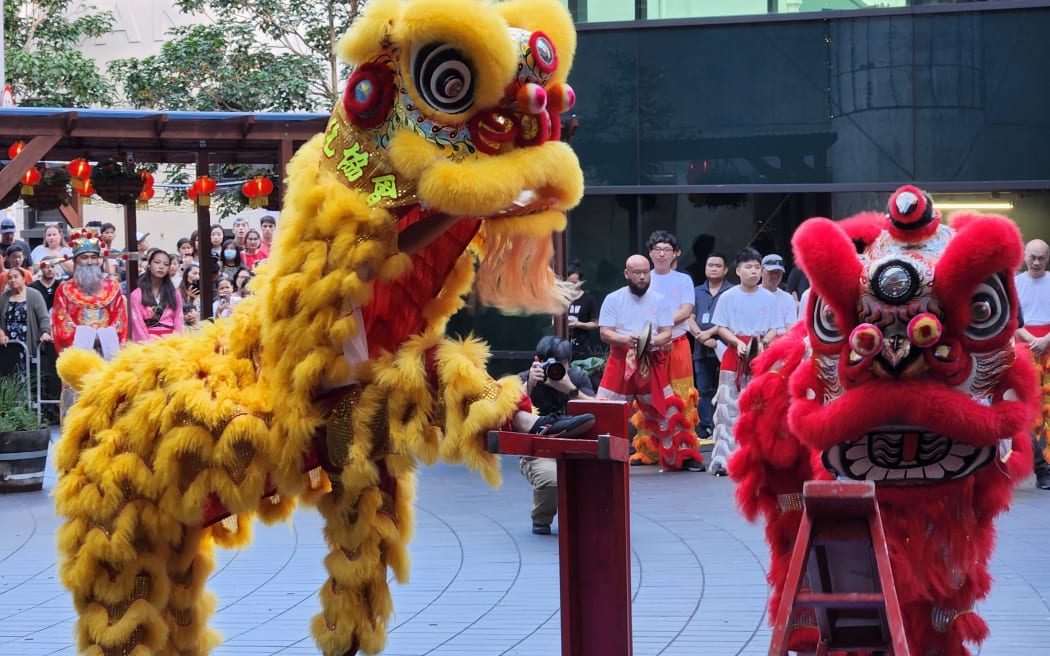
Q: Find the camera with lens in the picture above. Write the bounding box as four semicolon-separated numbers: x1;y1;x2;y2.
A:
540;358;566;382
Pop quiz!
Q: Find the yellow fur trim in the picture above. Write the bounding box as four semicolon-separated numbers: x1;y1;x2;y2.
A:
497;0;578;84
335;0;402;65
416;139;583;217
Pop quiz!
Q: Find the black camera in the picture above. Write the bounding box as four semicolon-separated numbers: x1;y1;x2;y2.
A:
541;358;566;382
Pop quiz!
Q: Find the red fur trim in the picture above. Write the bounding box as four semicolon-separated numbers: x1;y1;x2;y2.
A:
787;364;1038;452
793;218;864;342
934;213;1023;351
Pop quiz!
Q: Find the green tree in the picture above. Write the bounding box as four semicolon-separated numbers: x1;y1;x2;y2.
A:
110;0;367;112
3;0;115;107
109;22;318;112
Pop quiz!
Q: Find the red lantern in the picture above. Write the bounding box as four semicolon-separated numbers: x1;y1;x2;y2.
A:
20;167;41;195
139;170;155;187
242;176;275;208
67;158;92;180
137;185;155;209
79;178;96;204
192;175;217;207
187;187;199;202
8;141;25;159
67;158;92;192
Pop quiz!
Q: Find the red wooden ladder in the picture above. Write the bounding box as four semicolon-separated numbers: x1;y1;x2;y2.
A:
769;480;910;656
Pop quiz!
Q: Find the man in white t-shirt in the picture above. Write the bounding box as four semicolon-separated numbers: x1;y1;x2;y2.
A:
642;230;701;461
708;248;784;476
760;253;798;333
1015;238;1050;490
597;254;704;472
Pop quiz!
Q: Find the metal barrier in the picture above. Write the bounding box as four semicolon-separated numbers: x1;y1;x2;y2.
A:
0;339;60;424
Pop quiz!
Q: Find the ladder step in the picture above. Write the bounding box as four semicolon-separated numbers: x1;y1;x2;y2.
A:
795;592;886;609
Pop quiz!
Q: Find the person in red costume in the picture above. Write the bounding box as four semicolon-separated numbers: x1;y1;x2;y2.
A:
52;229;127;359
732;186;1038;656
1014;238;1050;490
596;254;705;472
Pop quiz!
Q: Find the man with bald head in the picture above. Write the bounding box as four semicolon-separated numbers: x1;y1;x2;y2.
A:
596;254;705;472
1016;238;1050;489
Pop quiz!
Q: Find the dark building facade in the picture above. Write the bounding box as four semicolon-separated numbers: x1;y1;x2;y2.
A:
454;1;1050;371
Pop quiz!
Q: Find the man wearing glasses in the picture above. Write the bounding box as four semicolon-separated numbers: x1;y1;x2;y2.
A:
633;230;703;465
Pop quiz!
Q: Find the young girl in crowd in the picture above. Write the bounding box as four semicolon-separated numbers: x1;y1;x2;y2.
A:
209;224;225;259
220;239;242;280
30;224;74;277
183;304;200;331
129;250;183;342
233;267;253;299
241;228;266;271
168;253;183;288
179;263;201;311
176;237;196;265
212;276;238;319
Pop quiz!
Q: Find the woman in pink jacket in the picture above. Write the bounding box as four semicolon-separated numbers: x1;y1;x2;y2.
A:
129;249;183;342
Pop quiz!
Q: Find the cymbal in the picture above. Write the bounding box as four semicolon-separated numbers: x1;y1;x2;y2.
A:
636;322;652;359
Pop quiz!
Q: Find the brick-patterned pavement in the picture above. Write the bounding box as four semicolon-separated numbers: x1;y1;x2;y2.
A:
2;443;1048;655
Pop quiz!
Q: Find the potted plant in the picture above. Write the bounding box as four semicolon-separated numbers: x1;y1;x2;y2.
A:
0;374;49;493
91;158;144;205
21;168;72;211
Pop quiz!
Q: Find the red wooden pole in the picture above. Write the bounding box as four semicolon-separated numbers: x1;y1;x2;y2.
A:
489;398;634;656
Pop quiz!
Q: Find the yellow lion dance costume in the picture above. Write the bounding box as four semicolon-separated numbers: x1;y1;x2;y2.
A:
53;1;582;654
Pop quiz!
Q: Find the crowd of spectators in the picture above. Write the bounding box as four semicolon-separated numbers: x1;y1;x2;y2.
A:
0;213;277;350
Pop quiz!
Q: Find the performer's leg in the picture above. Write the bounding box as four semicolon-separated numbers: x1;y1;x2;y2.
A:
1033;434;1050;490
166;525;222;654
694;356;718;438
56;497;196;654
629;405;661;465
313;464;409;656
710;369;744;476
634;392;704;472
520;457;557;533
668;337;700;430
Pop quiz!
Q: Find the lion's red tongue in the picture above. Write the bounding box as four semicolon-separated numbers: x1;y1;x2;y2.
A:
902;431;920;462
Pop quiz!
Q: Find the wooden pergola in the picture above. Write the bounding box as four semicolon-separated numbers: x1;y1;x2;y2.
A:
0;107;329;315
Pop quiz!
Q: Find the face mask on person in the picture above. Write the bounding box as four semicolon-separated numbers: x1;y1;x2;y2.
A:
223;249;237;260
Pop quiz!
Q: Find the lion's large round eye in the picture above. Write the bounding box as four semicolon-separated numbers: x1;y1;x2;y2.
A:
812;296;844;344
871;260;920;305
966;275;1009;341
411;43;475;114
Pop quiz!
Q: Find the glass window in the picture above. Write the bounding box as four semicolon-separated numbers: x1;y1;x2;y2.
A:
564;0;983;23
566;30;640;186
913;10;1050;182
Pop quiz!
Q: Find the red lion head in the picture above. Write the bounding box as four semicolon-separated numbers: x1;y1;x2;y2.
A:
789;186;1037;485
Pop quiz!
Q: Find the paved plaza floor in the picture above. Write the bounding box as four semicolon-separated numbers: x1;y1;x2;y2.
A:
2;443;1049;655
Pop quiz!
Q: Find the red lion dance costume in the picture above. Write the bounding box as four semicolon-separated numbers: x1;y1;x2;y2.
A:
732;185;1038;655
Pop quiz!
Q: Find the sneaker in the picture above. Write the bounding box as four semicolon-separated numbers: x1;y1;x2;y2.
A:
711;463;729;477
1037;469;1050;490
682;458;705;472
529;413;596;437
532;523;552;535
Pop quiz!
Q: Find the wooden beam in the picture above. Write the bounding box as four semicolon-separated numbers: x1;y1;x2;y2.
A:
0;134;63;200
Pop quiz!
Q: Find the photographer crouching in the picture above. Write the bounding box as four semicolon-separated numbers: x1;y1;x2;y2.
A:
519;336;595;534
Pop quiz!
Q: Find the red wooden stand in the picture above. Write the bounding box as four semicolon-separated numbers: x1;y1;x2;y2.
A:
769;480;910;656
488;399;633;656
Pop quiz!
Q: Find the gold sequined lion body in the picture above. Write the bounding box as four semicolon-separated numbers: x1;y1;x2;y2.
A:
53;1;583;654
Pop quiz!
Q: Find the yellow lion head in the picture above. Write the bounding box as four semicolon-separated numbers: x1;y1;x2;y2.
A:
314;0;583;312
